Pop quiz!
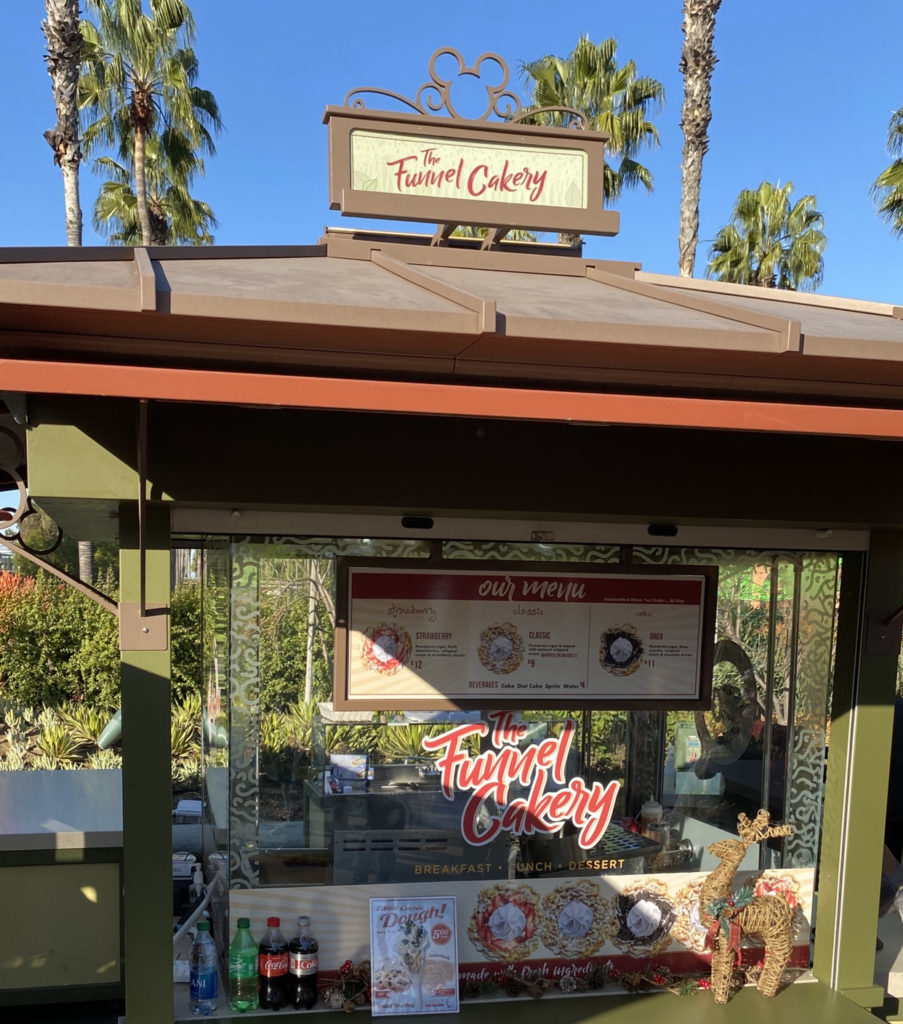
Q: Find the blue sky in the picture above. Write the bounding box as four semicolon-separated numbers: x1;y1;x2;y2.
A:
1;1;901;303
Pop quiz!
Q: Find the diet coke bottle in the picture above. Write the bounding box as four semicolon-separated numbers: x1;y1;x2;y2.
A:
289;915;319;1010
258;916;289;1010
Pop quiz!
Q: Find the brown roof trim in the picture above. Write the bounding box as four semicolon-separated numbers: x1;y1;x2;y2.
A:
0;244;327;264
370;249;496;332
323;228;641;277
493;318;777;351
7;356;903;440
586;267;801;352
637;270;902;318
133;248;156;311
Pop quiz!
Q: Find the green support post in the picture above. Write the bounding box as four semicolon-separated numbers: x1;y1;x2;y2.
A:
119;503;174;1024
812;535;903;1007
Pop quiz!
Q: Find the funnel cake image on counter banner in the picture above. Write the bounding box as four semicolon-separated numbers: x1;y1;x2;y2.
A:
610;879;676;957
467;883;540;962
539;880;616;958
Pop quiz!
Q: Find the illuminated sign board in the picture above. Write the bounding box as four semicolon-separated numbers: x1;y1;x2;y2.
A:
335;560;717;710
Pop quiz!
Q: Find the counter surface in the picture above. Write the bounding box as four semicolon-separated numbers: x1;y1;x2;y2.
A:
0;769;122;851
172;977;880;1023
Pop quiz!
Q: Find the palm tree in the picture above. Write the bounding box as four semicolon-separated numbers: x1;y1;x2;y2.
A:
521;36;665;206
92;128;218;244
872;107;903;238
705;181;826;291
677;0;722;278
43;2;94;581
79;0;221;246
42;0;84;247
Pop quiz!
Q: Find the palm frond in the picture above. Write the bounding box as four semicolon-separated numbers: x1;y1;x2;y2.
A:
519;35;663;204
873;108;903;236
706;180;825;290
80;0;220;245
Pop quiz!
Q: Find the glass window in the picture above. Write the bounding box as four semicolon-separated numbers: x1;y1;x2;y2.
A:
203;539;837;890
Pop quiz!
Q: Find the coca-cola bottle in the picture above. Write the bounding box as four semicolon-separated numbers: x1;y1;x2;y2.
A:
289;915;319;1010
258;916;289;1010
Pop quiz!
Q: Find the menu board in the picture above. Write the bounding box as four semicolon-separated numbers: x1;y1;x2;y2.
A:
336;560;717;710
370;896;459;1016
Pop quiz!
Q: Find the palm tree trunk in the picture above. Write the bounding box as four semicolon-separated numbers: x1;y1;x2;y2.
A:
133;124;154;246
43;0;83;246
61;161;82;246
78;540;94;585
303;561;317;703
677;0;722;278
45;2;92;581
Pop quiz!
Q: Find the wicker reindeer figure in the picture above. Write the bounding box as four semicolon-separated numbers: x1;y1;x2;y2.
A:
698;810;795;1003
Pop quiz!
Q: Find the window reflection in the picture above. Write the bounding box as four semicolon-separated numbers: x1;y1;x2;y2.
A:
207;541;837;888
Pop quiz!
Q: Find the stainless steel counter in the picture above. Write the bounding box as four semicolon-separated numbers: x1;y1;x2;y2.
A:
0;768;122;851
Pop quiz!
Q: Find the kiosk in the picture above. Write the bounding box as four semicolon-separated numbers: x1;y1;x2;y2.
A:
1;47;902;1024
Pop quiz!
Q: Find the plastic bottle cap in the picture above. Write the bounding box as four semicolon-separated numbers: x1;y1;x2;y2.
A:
640;797;662;818
267;917;280;927
298;916;310;926
237;917;250;928
197;921;211;931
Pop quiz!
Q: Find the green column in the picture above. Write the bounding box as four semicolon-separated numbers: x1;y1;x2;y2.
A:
812;535;903;1006
119;503;173;1024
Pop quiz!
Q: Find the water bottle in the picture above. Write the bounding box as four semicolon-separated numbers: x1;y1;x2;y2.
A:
228;917;259;1012
189;920;218;1016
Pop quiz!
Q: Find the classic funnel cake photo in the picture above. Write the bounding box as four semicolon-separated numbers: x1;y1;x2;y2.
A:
670;879;710;952
360;623;412;675
467;884;540;961
539;880;614;957
477;622;524;675
598;623;644;677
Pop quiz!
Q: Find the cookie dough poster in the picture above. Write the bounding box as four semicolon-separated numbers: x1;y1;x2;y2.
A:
339;562;717;709
370;897;459;1016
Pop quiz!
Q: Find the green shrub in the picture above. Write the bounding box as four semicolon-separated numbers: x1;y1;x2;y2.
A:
0;570;119;710
0;745;27;770
377;724;444;762
37;721;84;762
87;748;122;769
58;702;111;746
283;698;316;750
0;570;210;714
171;582;204;705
